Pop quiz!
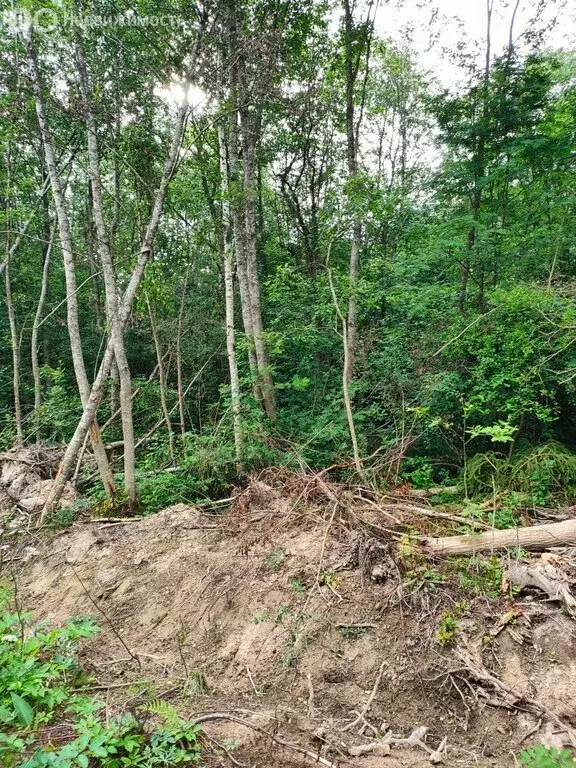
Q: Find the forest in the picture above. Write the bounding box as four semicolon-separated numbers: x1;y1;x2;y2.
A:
0;0;574;518
1;1;576;766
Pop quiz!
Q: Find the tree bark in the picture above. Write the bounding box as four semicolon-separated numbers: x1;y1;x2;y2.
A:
74;30;137;504
218;119;243;467
5;259;23;445
25;27;117;499
240;110;277;421
176;264;190;436
422;519;576;557
343;0;362;383
38;73;193;523
31;225;55;437
229;111;259;395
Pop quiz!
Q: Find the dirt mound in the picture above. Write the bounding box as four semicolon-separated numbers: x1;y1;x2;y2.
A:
10;476;576;766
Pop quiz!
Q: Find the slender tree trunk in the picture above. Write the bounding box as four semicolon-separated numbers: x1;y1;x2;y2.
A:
327;261;364;480
31;226;55;436
240;111;277;421
146;297;175;463
176;264;190;436
229;113;259;392
343;0;362;383
4;147;23;446
109;357;120;429
74;31;137;504
5;260;23;445
39;78;192;523
25;27;117;498
460;0;492;314
218;120;243;467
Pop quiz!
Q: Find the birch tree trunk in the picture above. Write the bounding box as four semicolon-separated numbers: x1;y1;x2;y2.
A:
74;30;138;504
218;120;243;466
38;83;193;523
240;111;277;421
5;259;23;445
31;226;55;437
229;113;259;393
25;27;117;498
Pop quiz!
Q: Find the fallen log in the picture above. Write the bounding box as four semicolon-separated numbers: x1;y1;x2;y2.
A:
421;518;576;556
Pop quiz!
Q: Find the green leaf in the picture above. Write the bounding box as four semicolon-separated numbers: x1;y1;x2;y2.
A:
10;693;34;728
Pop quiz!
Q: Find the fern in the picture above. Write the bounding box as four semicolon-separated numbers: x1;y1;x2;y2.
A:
145;699;182;729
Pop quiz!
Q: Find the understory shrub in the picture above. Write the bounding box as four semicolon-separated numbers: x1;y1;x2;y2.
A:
0;591;202;767
465;442;576;503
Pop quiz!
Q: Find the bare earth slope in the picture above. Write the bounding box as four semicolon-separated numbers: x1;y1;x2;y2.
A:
8;477;576;767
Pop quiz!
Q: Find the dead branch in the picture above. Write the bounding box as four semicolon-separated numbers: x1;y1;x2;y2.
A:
341;660;386;732
507;561;576;616
455;638;576;746
421;518;576;556
192;712;337;767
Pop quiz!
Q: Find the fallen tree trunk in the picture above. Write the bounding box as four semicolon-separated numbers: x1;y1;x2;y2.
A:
421;518;576;556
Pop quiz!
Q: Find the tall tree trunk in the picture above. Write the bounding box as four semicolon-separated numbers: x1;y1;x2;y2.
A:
39;76;193;523
229;113;259;394
176;263;190;436
240;111;277;421
4;147;23;446
218;120;243;467
31;225;55;437
343;0;362;383
74;31;138;504
25;27;117;498
5;259;23;445
460;0;493;314
147;297;175;463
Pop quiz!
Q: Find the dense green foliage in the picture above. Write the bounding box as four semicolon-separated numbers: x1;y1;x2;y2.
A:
520;746;576;768
0;0;575;511
0;590;202;767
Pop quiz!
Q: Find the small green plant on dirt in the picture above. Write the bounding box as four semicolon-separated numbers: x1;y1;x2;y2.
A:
0;591;202;768
398;531;419;561
281;611;313;668
403;564;444;593
275;605;291;624
222;738;239;752
290;579;307;595
446;555;503;598
318;570;339;591
51;498;94;529
268;549;286;571
519;745;576;768
253;609;270;624
339;626;368;640
436;600;469;646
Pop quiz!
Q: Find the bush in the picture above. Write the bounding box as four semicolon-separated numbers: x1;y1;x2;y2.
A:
0;591;202;767
465;442;576;503
520;746;576;768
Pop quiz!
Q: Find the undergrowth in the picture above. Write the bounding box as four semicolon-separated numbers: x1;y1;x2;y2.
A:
0;589;202;767
520;746;576;767
465;442;576;504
